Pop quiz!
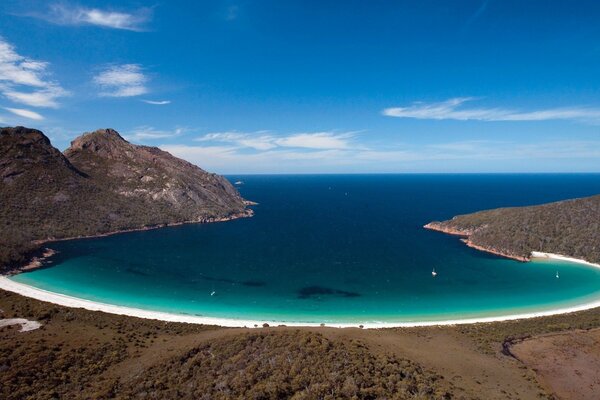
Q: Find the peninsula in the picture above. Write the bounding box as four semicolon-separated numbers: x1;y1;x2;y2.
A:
425;194;600;264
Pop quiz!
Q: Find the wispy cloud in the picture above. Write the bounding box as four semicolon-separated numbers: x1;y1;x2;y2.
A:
141;99;170;105
462;0;490;32
383;97;600;123
30;3;152;31
276;132;355;149
3;107;44;120
0;37;68;108
196;131;358;150
197;131;277;150
125;126;186;141
161;139;600;174
93;64;148;97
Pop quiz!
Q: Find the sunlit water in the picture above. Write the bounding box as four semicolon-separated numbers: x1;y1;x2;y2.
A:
12;174;600;324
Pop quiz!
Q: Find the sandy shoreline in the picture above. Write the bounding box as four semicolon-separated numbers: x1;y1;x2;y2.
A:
3;251;600;329
530;251;600;269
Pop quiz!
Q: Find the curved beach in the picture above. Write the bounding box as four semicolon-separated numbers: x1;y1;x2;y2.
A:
3;252;600;329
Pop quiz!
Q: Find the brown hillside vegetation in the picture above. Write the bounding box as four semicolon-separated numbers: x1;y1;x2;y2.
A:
6;288;600;399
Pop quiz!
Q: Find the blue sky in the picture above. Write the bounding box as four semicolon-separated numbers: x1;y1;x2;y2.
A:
1;0;599;173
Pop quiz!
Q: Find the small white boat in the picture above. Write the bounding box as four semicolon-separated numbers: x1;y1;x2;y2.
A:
432;268;437;277
556;271;559;279
234;181;243;185
210;291;216;296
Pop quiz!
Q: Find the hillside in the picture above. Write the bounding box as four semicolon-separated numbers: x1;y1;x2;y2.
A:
64;129;247;222
0;126;251;271
425;194;600;264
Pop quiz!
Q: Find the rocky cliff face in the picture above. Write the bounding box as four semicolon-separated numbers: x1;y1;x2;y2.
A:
0;127;251;251
64;129;247;221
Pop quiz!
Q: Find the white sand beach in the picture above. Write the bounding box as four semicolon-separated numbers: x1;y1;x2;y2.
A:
531;251;600;269
3;250;600;329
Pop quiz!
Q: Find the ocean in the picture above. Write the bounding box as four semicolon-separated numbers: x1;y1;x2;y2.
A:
11;174;600;324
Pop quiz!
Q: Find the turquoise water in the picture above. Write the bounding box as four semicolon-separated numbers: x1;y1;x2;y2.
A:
11;174;600;324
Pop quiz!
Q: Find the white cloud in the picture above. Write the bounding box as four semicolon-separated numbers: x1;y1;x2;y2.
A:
0;37;68;108
93;64;148;97
2;86;68;108
142;99;170;105
275;132;353;149
160;139;600;174
4;107;44;120
125;126;186;141
383;97;600;123
196;131;357;150
197;131;278;150
38;3;152;31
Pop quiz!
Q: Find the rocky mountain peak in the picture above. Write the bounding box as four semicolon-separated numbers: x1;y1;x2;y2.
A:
1;126;79;182
1;126;51;147
65;128;135;160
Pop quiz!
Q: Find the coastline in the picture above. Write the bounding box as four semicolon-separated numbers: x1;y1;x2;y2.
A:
7;209;255;276
2;219;598;329
531;251;600;269
3;259;600;329
424;222;600;266
34;209;254;245
425;222;531;262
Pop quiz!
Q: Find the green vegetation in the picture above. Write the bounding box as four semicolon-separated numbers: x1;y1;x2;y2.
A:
429;194;600;263
118;331;447;399
0;235;38;274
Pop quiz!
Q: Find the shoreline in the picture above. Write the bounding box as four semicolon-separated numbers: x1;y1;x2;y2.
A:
424;222;600;266
425;222;531;262
7;209;255;276
531;251;600;269
34;209;254;246
3;252;600;328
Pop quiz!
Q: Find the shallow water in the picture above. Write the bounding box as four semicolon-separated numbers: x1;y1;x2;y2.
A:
12;174;600;324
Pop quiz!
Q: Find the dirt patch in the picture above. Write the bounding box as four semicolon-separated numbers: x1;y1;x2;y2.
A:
511;328;600;400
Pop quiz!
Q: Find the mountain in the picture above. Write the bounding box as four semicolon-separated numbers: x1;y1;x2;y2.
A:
0;126;251;270
64;128;248;223
425;195;600;264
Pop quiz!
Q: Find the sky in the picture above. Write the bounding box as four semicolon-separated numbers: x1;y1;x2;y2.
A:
1;0;600;173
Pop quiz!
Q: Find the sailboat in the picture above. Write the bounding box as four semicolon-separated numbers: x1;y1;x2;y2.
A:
432;268;437;277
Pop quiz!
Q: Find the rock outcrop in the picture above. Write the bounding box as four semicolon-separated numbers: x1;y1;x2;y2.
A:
64;128;247;221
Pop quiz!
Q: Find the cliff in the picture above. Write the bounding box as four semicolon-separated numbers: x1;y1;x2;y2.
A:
0;126;252;271
424;195;600;264
64;128;248;222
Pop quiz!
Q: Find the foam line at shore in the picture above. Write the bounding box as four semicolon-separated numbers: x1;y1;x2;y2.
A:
3;270;600;329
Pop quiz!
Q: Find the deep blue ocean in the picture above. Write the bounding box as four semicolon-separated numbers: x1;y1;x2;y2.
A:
12;174;600;324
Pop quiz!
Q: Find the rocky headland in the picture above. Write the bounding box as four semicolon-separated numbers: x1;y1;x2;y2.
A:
0;126;253;273
424;194;600;264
